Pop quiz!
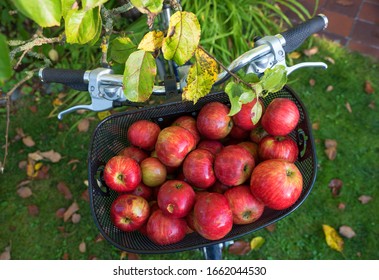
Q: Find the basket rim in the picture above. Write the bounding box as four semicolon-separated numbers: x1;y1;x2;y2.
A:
87;86;318;254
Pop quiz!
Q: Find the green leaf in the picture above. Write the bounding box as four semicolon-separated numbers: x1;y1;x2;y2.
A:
12;0;61;27
123;50;157;102
0;34;13;83
61;0;76;19
162;11;201;66
130;0;164;14
83;0;109;9
225;82;255;116
251;98;263;125
65;6;102;45
110;36;137;64
138;31;164;53
259;65;287;94
182;47;218;103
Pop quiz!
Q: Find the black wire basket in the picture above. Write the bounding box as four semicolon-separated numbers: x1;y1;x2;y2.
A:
87;86;317;254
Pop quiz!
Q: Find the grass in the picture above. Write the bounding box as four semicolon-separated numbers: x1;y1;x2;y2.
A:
1;37;378;260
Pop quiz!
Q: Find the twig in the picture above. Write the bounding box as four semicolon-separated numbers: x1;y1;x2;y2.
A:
198;45;254;89
1;71;35;174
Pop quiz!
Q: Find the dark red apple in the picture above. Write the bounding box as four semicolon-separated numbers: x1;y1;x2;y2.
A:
110;194;150;231
103;156;141;192
127;120;161;151
250;159;303;210
261;98;300;136
249;125;269;144
229;125;249;140
214;145;255;186
238;141;259;163
117;146;148;163
182;149;216;189
146;209;187;245
196;101;233;140
171;115;200;145
197;139;224;155
209;180;230;194
155;126;196;167
259;135;299;163
224;185;264;225
232;98;265;131
126;182;153;201
140;157;167;187
193;192;233;240
157;180;196;218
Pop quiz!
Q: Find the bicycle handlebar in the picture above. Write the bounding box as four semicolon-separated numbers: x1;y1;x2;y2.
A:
39;68;88;91
281;14;328;53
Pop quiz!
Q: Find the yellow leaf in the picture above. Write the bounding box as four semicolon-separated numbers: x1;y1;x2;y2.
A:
97;111;111;120
52;98;63;107
34;162;43;171
182;47;218;103
250;236;265;251
162;11;201;66
322;224;344;252
288;51;301;59
138;30;164;52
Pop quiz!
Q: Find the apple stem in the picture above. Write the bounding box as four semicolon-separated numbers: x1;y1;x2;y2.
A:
117;174;124;182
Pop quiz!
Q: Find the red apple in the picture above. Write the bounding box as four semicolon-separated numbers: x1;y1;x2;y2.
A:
157;180;196;218
110;194;150;231
259;135;299;163
140;157;167;187
126;182;153;201
127;120;161;151
232;98;265;131
193;192;233;240
214;145;255;186
103;156;141;192
146;209;187;245
261;98;300;136
183;149;216;189
250;159;303;210
249;125;269;144
196;101;233;140
117;146;148;163
238;141;259;163
171;115;201;145
155;126;196;167
224;185;264;225
197;139;224;155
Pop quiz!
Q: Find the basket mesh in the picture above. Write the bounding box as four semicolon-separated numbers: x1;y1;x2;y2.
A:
87;86;317;254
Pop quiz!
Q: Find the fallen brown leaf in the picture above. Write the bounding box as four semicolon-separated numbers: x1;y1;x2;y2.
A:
18;160;27;170
228;240;251;256
16;128;26;138
40;150;62;163
265;223;276;232
27;205;39;216
78;118;90;132
345;102;352;113
364;80;374;94
326;85;334;92
17;186;33;198
312;122;320;130
324;56;335;64
339;225;356;239
325;147;337;160
128;253;141;260
0;245;11;260
338;202;346;210
72;213;81;224
325;139;338;148
358;195;372;204
304;46;319;57
309;78;316;86
55;208;66;219
22;136;35;147
368;100;375;109
35;165;50;180
62;253;69;260
57;182;73;200
81;189;90;202
63;201;80;222
328;178;343;197
95;233;105;243
79;241;86;253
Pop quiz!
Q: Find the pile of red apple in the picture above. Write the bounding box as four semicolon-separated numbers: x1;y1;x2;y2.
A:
103;97;304;246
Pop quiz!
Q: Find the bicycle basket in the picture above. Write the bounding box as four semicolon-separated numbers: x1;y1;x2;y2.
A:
87;86;317;254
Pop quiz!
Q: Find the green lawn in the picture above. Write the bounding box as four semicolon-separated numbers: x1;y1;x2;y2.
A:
0;38;378;260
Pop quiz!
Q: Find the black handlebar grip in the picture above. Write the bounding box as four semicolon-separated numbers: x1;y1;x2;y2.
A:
281;14;328;53
39;68;88;91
